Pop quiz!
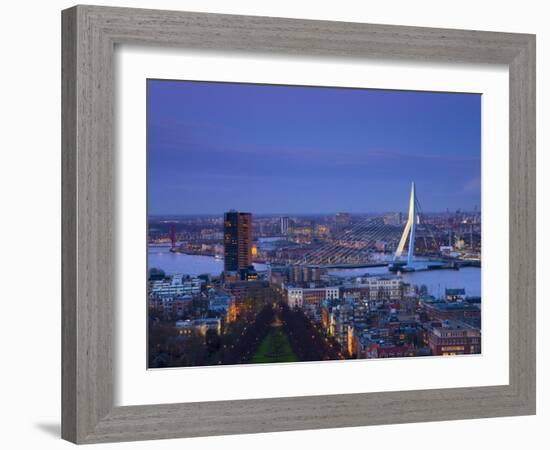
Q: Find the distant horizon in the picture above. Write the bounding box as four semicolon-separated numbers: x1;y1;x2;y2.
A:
148;209;480;218
148;80;481;215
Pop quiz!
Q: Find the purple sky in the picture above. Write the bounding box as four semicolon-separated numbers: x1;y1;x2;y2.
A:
147;80;481;215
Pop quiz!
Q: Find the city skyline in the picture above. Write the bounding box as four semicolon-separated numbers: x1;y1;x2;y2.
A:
147;80;481;215
148;207;480;218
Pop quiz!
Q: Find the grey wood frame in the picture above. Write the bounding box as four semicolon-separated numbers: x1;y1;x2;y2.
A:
62;4;536;444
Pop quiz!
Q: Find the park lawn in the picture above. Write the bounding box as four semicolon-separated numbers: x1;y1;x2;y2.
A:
250;328;298;364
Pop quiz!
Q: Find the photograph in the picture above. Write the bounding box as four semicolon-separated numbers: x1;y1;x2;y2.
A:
146;79;482;368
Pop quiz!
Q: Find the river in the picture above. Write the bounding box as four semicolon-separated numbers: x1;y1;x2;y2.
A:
148;246;480;298
148;246;267;277
328;266;480;297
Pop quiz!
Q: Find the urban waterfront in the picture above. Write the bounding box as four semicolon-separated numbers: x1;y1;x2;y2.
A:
148;245;481;297
147;205;482;368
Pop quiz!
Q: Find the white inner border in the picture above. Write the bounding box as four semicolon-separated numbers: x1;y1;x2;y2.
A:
114;45;509;406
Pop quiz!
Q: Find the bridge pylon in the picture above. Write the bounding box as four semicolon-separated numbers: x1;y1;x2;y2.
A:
394;182;417;266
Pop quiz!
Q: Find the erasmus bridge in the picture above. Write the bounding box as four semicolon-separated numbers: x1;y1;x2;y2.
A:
297;182;435;269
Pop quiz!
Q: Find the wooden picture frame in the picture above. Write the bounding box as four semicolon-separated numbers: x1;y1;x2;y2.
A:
62;5;536;444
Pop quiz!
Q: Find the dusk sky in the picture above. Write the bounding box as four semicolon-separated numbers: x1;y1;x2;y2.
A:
147;79;481;215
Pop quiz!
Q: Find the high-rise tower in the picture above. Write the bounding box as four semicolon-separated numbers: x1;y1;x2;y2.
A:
223;211;253;273
280;216;289;236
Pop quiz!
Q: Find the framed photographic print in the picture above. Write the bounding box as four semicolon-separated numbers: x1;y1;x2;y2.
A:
62;5;536;444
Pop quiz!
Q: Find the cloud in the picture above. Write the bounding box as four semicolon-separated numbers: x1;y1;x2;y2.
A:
463;177;481;193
